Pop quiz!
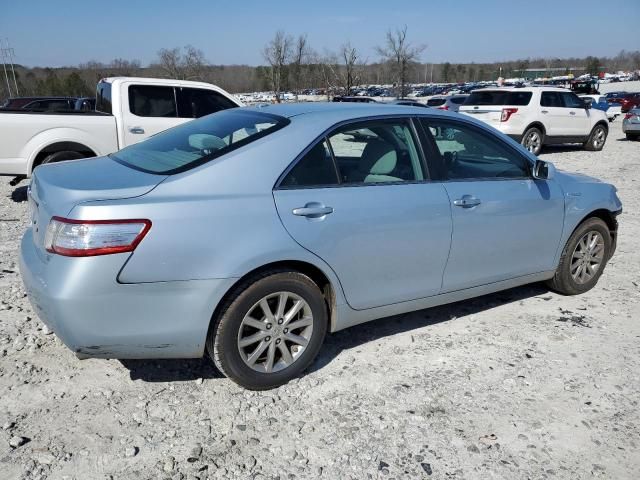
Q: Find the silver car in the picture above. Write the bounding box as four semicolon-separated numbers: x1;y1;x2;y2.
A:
622;108;640;140
20;104;621;389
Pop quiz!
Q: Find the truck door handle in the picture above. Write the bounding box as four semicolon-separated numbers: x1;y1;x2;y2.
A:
292;203;334;218
453;196;481;208
541;110;549;114
129;126;145;134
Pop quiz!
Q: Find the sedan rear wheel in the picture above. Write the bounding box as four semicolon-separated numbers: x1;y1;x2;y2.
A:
207;270;327;390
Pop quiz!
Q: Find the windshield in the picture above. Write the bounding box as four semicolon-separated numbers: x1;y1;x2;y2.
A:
111;109;289;174
464;90;532;106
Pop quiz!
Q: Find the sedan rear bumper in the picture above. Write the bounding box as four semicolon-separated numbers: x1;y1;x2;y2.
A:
19;228;236;359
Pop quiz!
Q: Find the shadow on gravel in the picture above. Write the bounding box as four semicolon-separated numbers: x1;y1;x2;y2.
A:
11;185;28;202
121;357;225;383
309;283;549;373
120;283;548;383
539;145;587;154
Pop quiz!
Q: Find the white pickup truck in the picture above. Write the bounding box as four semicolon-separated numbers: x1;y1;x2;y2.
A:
0;77;242;178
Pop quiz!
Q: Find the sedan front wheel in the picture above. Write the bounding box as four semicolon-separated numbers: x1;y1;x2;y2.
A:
207;270;328;390
547;217;611;295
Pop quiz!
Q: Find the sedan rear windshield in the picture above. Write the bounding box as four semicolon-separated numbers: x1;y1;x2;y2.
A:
464;90;532;106
111;109;289;174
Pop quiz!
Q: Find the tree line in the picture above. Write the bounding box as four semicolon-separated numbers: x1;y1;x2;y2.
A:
1;27;639;101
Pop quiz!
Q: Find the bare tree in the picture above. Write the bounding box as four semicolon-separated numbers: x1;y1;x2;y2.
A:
338;42;365;95
156;45;207;80
290;34;311;99
109;58;141;76
263;31;292;102
376;26;425;98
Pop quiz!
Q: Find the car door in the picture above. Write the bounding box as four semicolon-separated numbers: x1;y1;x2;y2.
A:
539;91;567;136
418;118;565;292
121;84;187;146
560;91;589;137
273;118;453;310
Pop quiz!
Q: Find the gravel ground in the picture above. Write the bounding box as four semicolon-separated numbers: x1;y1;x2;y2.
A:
0;121;639;480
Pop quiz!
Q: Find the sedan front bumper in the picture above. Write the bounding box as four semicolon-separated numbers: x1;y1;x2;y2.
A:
19;228;236;359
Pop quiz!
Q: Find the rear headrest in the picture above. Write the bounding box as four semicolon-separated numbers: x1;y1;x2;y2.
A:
189;134;227;151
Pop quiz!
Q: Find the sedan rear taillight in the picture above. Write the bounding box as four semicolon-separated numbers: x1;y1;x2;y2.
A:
500;108;518;122
438;105;449;110
44;217;151;257
624;113;634;120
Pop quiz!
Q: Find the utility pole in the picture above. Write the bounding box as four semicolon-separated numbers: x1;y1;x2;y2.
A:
0;38;19;97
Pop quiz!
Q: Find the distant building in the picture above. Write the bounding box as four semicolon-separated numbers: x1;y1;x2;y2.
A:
512;67;586;79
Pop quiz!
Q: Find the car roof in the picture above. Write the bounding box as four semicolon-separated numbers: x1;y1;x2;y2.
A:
242;102;470;133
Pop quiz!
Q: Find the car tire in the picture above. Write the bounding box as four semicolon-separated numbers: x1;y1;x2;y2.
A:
206;270;328;390
546;217;611;295
521;127;544;156
626;133;638;141
40;151;85;165
584;124;607;151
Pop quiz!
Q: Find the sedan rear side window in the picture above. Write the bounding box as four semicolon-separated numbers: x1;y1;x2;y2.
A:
111;110;289;174
328;121;424;184
280;119;425;188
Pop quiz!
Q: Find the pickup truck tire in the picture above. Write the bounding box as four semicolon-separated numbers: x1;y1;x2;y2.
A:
546;217;611;295
584;124;607;151
521;127;544;156
41;150;85;166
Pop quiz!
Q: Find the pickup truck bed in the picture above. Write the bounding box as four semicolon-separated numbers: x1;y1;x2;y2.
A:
0;76;242;177
0;110;118;176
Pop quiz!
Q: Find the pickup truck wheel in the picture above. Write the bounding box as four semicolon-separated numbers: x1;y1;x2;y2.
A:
521;127;543;156
546;217;611;295
206;270;328;390
40;151;85;166
584;125;607;151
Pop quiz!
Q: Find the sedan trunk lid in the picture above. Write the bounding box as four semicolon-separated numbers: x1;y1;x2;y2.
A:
29;156;166;250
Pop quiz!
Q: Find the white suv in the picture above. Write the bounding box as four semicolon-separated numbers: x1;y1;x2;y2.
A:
459;87;609;155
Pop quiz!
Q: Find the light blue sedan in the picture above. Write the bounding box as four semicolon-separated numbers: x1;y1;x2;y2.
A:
19;103;621;389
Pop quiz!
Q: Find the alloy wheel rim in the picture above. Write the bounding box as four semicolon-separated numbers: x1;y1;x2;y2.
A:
570;231;605;284
237;291;313;373
593;128;605;148
525;132;540;153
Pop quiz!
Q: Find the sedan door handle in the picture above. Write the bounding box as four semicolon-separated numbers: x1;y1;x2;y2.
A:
541;110;549;114
453;196;481;208
569;111;576;115
292;203;334;218
129;126;145;134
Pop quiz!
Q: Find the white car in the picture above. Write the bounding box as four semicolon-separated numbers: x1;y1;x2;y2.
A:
459;87;609;155
425;94;469;112
579;94;622;122
0;77;242;178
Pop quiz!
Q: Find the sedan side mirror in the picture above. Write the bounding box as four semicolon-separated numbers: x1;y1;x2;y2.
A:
583;99;592;109
533;159;555;180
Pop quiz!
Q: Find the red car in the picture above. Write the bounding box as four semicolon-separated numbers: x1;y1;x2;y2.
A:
619;92;640;113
